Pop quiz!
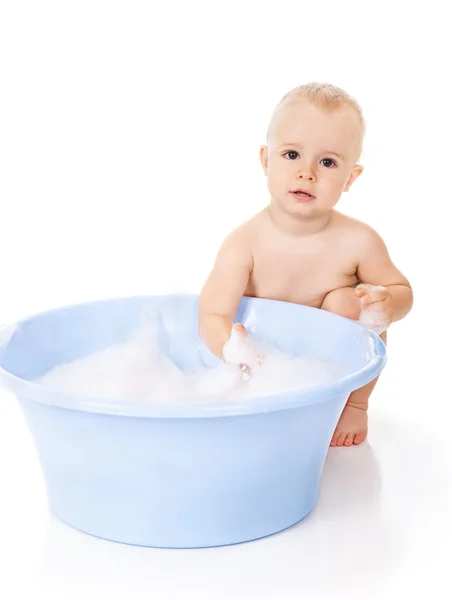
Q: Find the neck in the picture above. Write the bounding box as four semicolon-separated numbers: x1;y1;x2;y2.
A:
266;204;333;236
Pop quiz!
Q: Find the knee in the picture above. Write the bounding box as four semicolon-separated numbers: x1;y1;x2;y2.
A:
321;287;361;320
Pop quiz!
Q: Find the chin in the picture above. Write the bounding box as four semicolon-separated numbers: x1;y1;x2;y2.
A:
288;202;320;215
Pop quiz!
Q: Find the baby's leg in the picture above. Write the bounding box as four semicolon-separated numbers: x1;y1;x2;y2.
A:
321;287;386;447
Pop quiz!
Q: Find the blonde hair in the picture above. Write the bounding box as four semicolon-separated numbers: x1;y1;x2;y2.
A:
267;82;365;150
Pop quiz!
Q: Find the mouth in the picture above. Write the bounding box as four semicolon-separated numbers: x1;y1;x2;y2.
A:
290;188;316;201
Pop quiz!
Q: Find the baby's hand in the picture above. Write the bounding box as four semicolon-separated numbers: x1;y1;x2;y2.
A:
222;324;264;381
355;284;395;335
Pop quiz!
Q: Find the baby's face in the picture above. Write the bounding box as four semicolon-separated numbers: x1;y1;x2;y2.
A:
260;101;363;218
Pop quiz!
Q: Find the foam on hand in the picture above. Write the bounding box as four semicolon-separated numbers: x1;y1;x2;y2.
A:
222;324;266;381
357;284;391;335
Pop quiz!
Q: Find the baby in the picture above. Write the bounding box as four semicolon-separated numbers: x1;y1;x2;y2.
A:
198;83;413;447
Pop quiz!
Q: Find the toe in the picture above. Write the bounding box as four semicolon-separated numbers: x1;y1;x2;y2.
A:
335;432;347;447
353;431;367;445
330;430;339;446
344;433;354;447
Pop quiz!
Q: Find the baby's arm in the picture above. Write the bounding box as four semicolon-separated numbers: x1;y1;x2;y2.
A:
198;230;253;360
355;225;413;326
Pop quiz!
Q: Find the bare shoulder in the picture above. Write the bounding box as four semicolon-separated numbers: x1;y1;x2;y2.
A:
218;211;263;254
330;212;410;288
330;211;387;252
212;211;264;272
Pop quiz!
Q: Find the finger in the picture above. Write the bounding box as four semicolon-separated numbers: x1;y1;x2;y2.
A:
355;285;372;297
232;323;248;337
361;303;389;316
356;283;373;292
223;324;249;364
360;290;388;305
356;283;386;296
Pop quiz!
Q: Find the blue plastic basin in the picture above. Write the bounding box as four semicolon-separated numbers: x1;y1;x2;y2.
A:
0;294;386;548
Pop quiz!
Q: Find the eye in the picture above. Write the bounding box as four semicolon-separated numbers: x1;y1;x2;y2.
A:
283;150;299;160
320;158;337;168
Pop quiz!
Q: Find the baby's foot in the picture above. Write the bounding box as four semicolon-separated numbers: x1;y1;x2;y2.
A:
330;404;368;447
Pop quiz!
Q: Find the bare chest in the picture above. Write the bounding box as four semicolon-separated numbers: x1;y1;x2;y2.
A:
246;239;358;308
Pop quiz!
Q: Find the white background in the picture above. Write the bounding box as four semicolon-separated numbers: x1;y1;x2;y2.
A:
0;1;451;599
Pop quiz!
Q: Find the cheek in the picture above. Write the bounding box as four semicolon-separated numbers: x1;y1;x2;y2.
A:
269;159;292;180
266;163;284;190
324;170;349;190
266;172;279;196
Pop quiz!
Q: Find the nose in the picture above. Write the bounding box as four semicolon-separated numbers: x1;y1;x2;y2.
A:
297;164;316;182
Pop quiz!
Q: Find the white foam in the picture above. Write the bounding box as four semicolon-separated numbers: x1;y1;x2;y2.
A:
357;284;391;335
36;327;347;404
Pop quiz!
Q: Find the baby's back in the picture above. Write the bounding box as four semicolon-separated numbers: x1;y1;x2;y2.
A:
243;209;363;308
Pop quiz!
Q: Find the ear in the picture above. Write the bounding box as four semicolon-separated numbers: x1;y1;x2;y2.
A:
344;164;363;192
259;145;269;175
